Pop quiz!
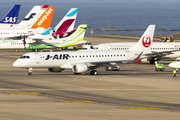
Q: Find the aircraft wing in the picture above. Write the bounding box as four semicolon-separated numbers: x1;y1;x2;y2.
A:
82;52;143;67
143;50;180;58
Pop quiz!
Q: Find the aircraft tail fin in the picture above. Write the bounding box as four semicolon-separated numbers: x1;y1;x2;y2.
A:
133;25;155;53
54;8;78;37
58;24;87;48
0;5;21;24
18;5;49;28
31;6;55;29
163;37;168;42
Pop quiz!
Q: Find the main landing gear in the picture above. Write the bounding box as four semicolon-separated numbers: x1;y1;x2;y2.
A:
90;70;98;75
27;68;33;76
73;69;98;75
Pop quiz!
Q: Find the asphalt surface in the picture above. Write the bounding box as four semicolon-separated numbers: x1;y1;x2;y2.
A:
1;35;180;120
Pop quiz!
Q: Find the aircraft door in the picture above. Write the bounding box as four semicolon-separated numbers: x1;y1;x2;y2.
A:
104;45;109;51
35;53;41;63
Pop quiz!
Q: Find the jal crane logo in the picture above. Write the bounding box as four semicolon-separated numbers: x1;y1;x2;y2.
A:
3;17;17;23
142;36;151;48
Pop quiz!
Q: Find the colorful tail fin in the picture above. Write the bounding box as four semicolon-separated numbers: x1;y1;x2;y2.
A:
18;5;50;28
0;5;20;24
31;6;55;29
133;25;155;53
163;37;168;42
57;24;87;48
54;8;78;37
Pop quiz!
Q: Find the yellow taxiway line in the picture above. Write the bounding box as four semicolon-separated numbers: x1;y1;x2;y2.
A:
4;92;41;95
120;107;164;110
58;100;97;103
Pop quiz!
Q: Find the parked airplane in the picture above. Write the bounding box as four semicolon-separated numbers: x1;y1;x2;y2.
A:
0;4;21;24
168;58;180;70
0;24;87;51
0;5;49;28
29;8;78;39
85;39;180;64
0;6;54;39
13;25;155;75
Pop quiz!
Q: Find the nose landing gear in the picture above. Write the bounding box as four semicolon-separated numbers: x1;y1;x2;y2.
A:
27;68;33;76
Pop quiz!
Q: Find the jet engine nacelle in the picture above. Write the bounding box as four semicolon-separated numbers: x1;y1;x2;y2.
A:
48;68;64;72
72;63;89;73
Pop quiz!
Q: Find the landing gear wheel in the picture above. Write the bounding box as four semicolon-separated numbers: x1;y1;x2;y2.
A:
90;70;98;75
27;68;33;76
74;73;81;75
149;59;155;64
28;72;32;76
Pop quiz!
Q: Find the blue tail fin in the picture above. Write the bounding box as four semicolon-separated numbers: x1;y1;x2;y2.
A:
0;5;21;24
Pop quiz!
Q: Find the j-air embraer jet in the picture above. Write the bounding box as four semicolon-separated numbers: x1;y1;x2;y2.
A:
14;25;157;75
0;7;86;51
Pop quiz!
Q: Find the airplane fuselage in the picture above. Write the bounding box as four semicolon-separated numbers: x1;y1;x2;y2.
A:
92;42;180;59
13;50;141;68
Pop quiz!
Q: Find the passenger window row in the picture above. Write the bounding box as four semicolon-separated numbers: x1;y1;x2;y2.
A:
69;54;126;58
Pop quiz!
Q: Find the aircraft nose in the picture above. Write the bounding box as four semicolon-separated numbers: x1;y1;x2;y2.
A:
168;62;175;68
13;60;22;67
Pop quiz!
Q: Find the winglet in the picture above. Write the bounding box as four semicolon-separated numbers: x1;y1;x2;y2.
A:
31;6;55;29
133;25;155;53
0;5;21;24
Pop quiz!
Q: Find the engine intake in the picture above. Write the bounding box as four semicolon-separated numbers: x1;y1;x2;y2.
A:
72;63;89;73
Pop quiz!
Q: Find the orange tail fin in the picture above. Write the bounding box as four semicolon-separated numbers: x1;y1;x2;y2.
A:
31;6;55;29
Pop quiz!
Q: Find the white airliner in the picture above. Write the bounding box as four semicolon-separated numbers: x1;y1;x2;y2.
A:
86;38;180;64
0;24;87;51
0;6;54;39
0;5;48;28
13;25;155;75
168;58;180;70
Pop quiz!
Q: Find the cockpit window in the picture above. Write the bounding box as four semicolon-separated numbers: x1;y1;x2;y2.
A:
20;55;30;59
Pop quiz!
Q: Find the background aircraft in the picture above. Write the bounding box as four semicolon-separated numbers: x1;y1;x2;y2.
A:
29;8;78;40
0;4;20;24
84;39;180;64
0;24;87;51
0;5;49;28
0;6;55;39
168;58;180;70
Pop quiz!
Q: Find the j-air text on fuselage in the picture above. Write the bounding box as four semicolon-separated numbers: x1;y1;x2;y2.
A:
45;54;69;60
13;25;157;76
